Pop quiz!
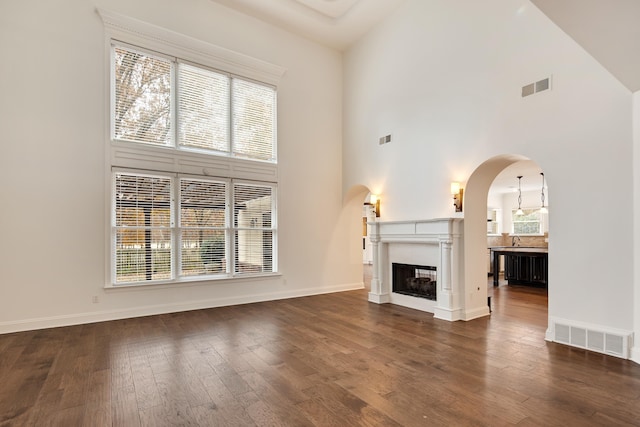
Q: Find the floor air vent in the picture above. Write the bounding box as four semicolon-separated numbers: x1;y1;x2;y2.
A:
552;320;630;359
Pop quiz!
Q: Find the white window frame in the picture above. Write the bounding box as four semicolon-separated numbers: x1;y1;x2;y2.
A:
111;170;277;286
111;42;278;162
100;9;285;288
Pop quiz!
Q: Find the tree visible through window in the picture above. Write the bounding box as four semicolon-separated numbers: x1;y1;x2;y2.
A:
113;46;172;145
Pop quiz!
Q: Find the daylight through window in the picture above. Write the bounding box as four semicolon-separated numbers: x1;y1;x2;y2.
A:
512;209;542;235
110;42;277;286
113;44;276;162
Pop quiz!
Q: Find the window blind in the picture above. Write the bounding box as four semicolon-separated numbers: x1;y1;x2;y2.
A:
232;79;276;162
180;178;227;276
178;63;230;153
114;173;173;283
233;183;274;274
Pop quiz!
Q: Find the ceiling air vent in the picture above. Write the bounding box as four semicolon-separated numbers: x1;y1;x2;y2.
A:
522;77;551;97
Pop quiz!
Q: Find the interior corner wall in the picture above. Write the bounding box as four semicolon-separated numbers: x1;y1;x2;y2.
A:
633;91;640;363
343;0;634;332
0;0;358;332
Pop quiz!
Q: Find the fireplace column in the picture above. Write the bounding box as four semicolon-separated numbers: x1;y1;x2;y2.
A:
368;221;389;303
434;237;462;321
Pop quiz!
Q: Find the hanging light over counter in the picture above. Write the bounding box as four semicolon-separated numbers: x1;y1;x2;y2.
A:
540;172;548;213
516;175;524;216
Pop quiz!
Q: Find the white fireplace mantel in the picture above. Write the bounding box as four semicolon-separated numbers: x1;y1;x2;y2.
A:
368;218;464;321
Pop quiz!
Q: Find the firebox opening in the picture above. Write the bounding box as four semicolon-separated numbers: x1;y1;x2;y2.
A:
392;263;437;301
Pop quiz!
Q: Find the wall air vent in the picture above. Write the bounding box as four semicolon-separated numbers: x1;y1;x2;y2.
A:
522;76;551;97
379;134;392;145
551;319;631;359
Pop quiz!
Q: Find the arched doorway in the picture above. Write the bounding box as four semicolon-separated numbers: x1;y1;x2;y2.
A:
343;184;377;292
463;154;549;323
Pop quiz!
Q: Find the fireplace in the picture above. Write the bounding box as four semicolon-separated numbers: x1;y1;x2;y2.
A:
392;263;437;300
367;218;468;321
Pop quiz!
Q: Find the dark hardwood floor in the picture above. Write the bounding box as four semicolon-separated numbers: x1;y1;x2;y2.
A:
1;276;640;426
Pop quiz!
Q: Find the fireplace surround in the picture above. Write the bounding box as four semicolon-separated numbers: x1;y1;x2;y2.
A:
367;218;465;321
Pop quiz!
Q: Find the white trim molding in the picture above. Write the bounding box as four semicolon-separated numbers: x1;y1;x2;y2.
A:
97;8;287;86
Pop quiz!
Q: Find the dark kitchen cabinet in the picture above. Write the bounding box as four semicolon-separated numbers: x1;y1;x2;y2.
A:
504;252;547;287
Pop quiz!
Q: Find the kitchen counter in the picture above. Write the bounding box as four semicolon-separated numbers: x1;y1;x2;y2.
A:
490;246;548;254
490;247;548;287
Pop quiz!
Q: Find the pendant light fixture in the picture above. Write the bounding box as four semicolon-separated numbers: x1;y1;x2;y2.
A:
539;172;548;213
516;175;524;216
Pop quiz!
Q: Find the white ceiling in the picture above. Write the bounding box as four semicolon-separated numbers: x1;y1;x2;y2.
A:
209;0;406;50
489;160;545;195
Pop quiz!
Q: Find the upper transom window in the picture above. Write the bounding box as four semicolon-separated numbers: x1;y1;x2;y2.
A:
112;43;277;163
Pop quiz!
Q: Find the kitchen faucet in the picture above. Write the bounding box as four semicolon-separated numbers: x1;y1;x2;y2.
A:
511;235;521;247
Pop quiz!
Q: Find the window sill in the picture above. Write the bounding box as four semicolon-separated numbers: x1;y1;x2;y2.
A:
104;272;282;291
110;141;278;182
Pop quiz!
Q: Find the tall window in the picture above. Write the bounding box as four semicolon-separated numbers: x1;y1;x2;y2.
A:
114;173;172;283
110;43;277;286
512;209;542;235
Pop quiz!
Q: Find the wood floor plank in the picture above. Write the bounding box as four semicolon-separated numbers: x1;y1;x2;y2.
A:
190;401;256;427
112;384;142;427
239;371;315;426
244;399;287;427
138;402;198;427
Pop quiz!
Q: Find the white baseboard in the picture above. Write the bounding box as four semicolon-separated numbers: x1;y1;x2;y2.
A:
0;282;364;335
433;306;462;321
368;292;390;304
461;306;490;321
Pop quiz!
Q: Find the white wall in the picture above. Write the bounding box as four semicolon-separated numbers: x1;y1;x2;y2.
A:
343;0;634;331
0;0;360;332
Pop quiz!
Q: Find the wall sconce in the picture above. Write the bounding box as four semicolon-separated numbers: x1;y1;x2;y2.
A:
451;182;463;212
365;194;381;217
